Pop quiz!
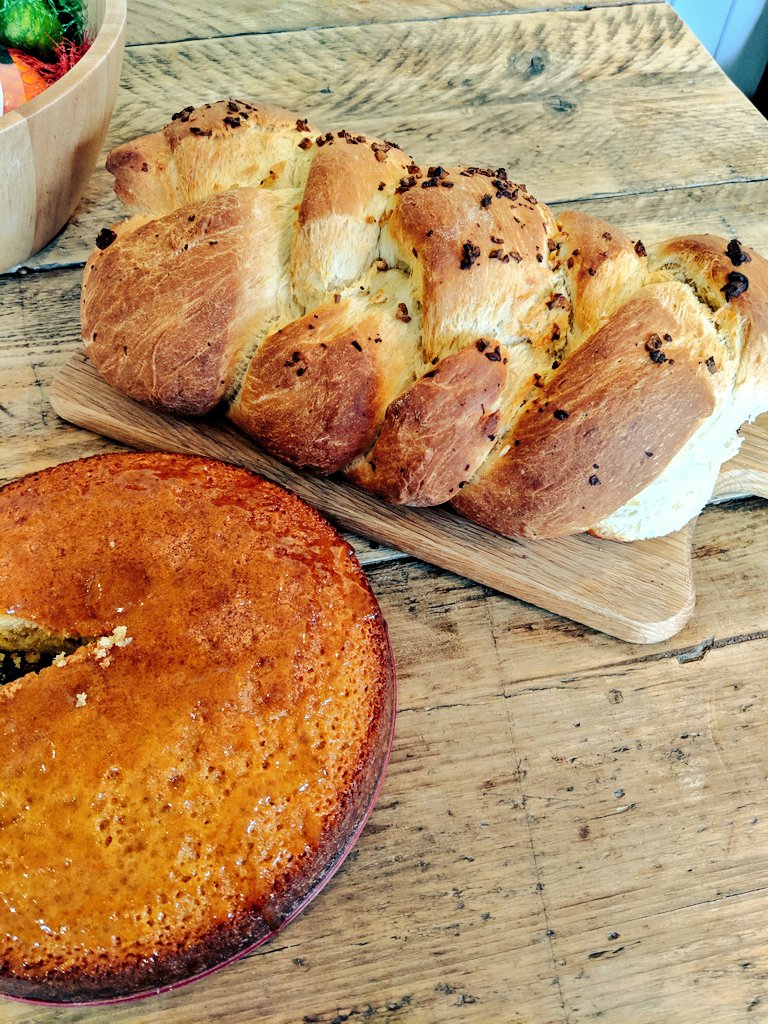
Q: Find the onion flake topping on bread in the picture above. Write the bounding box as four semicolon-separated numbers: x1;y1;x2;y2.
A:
82;100;768;541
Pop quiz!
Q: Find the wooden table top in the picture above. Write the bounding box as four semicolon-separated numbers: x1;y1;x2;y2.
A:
3;2;768;1021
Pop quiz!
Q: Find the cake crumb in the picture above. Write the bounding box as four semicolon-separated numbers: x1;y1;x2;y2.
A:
75;692;87;708
52;652;68;668
113;625;131;648
93;625;133;660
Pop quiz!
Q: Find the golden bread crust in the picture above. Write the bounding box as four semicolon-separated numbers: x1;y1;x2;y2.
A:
81;100;768;540
106;99;317;214
83;189;296;414
292;132;410;307
452;284;722;537
0;453;393;1002
556;209;648;344
83;188;300;415
229;294;412;473
381;170;558;361
652;234;768;403
346;341;510;505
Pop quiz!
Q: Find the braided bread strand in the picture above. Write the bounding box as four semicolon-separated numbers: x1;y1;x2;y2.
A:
81;99;768;541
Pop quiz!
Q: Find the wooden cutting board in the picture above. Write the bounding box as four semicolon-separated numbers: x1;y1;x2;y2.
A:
51;350;768;645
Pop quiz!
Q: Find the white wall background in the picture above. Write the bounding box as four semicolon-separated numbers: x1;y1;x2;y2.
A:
670;0;768;96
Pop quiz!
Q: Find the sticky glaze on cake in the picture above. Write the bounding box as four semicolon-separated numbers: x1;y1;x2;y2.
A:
0;453;394;1003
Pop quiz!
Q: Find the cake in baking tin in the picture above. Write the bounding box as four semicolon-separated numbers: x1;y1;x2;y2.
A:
0;452;394;1003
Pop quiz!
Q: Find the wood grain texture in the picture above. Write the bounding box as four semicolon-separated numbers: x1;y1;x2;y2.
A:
20;175;768;278
49;347;768;644
4;501;768;1022
0;114;36;269
103;4;768;201
0;271;118;479
3;2;768;1018
396;496;768;697
48;349;697;644
712;420;768;501
1;257;766;643
124;0;659;45
15;3;768;273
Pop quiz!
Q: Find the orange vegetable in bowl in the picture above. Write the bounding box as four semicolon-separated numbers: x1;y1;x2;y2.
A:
0;0;126;274
0;44;47;112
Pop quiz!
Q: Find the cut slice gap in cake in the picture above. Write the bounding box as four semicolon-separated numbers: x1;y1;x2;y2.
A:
0;615;131;687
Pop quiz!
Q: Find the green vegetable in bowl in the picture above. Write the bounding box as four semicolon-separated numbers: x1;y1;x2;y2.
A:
0;0;64;59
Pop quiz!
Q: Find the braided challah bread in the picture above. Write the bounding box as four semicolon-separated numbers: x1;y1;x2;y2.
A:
81;99;768;541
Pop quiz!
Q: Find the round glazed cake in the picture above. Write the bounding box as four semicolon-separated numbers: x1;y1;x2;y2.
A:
0;453;395;1003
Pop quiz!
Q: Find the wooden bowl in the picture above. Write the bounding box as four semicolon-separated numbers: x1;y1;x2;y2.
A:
0;0;126;274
